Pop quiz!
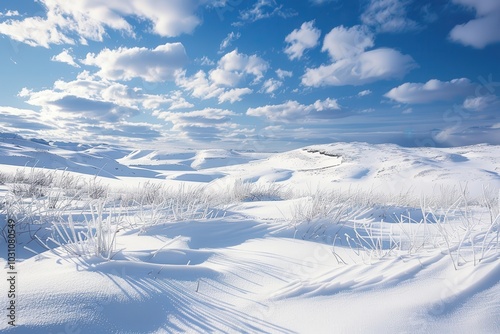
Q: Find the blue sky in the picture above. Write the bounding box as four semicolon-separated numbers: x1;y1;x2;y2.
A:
0;0;499;151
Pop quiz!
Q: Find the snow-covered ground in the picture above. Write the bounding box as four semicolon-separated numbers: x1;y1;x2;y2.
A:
0;134;499;333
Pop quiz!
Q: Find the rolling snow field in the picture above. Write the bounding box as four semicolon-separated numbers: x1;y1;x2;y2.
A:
1;134;499;333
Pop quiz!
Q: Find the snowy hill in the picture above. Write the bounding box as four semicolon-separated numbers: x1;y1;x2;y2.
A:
211;142;500;199
3;133;497;193
0;133;157;178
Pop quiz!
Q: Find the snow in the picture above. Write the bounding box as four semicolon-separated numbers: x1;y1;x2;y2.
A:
0;133;499;333
119;148;270;174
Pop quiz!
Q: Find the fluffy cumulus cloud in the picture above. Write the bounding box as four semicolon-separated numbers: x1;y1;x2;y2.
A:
211;50;269;85
0;0;204;47
16;71;194;139
361;0;419;33
302;25;416;87
284;20;321;60
0;16;74;48
12;72;180;143
10;64;250;143
303;48;416;87
24;71;191;112
176;70;224;101
449;0;500;48
313;98;341;111
246;98;340;122
384;78;475;103
83;43;187;82
51;49;80;68
176;49;268;104
322;25;374;61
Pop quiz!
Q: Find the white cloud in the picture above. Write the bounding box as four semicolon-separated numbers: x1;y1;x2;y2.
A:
0;105;162;144
226;50;269;81
322;25;374;61
434;125;500;146
167;91;195;110
361;0;419;33
23;93;139;123
141;90;194;111
85;122;162;141
0;10;20;17
154;108;239;141
463;95;498;111
0;106;57;135
11;72;195;143
198;56;215;66
247;100;311;122
156;108;235;125
82;43;187;82
247;98;340;122
0;15;76;48
177;50;267;104
51;49;80;68
309;0;337;4
358;90;372;97
449;0;500;48
421;4;438;23
218;88;253;103
264;125;284;132
284;20;321;60
303;48;416;87
176;70;225;100
219;32;241;53
313;98;341;111
19;71;191;119
385;78;475;103
262;78;283;95
0;0;205;47
276;69;293;79
236;0;296;25
302;24;415;87
211;49;269;86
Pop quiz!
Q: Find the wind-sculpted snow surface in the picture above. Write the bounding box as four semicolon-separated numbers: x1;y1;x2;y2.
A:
0;134;499;333
1;215;499;333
